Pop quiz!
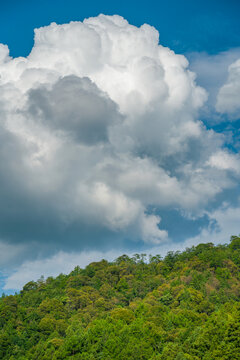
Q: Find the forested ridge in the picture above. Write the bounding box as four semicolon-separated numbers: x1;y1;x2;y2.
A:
1;237;240;359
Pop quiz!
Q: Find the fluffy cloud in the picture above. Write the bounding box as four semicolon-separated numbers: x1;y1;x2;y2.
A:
189;48;240;111
0;14;239;279
216;58;240;119
207;150;240;174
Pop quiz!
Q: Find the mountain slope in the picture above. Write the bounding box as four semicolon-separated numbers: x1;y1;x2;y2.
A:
1;237;240;359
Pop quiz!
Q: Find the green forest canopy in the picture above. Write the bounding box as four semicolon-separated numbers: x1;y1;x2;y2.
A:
1;236;240;359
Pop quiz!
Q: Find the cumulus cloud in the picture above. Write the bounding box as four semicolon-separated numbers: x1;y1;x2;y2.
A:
0;14;239;282
207;150;240;174
216;58;240;119
189;48;240;112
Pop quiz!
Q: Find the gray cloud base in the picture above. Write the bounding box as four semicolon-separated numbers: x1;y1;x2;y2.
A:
27;75;122;144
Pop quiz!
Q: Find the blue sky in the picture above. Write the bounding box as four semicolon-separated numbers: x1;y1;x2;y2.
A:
1;0;240;57
0;0;240;294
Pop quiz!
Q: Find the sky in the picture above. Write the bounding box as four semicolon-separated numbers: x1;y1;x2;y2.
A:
0;0;240;293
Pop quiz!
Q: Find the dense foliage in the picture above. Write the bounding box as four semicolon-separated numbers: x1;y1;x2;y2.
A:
1;236;240;359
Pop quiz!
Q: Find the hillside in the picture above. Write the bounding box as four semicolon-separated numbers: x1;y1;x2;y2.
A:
1;237;240;359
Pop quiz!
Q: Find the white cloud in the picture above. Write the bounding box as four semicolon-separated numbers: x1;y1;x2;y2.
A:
140;214;167;244
0;14;239;276
189;48;240;110
207;150;240;174
216;58;240;119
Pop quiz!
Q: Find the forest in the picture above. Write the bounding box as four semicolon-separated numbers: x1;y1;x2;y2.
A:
0;236;240;359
